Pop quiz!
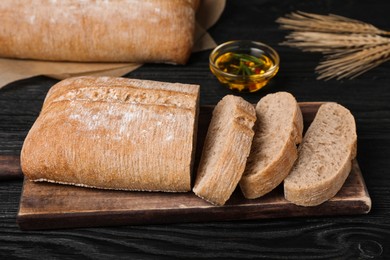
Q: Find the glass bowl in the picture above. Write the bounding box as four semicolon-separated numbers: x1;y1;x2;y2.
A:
209;40;280;92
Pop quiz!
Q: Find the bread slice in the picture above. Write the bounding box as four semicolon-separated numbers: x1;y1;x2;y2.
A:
193;95;256;206
239;92;303;199
21;76;200;192
284;102;357;206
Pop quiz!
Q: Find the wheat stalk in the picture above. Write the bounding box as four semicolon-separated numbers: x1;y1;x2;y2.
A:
276;11;390;80
317;43;390;80
277;11;390;36
282;32;390;52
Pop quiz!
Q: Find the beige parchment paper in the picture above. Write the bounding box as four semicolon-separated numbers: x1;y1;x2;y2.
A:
0;0;226;89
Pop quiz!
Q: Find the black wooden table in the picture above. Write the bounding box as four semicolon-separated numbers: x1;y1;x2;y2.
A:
1;0;390;258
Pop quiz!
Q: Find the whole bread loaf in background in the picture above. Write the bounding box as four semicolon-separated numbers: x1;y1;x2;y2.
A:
239;92;303;199
284;102;357;206
193;95;256;206
0;0;198;64
21;76;200;192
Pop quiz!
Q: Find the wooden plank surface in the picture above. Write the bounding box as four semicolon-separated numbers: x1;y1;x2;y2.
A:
16;102;371;230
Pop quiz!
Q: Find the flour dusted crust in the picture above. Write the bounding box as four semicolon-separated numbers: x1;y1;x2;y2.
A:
193;95;256;206
0;0;198;64
21;76;200;192
239;92;303;199
284;103;357;206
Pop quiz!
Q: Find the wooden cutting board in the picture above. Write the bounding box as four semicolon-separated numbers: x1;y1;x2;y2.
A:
16;102;371;230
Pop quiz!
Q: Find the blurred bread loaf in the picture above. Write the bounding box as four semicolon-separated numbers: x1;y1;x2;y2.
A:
239;92;303;199
21;76;200;192
193;95;256;205
0;0;198;64
284;103;357;206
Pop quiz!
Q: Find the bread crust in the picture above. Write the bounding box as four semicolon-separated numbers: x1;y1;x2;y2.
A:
21;76;200;192
284;103;357;206
0;0;197;64
239;92;303;199
193;95;256;206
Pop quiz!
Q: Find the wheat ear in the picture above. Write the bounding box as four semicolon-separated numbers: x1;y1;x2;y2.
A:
317;43;390;80
277;11;390;80
277;11;390;36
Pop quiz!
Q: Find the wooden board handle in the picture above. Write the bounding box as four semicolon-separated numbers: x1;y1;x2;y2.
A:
0;155;22;180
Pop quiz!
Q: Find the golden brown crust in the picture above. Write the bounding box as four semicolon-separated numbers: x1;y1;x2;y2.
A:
0;0;197;64
21;76;200;192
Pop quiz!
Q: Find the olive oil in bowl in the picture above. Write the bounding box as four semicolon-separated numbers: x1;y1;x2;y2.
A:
209;41;279;92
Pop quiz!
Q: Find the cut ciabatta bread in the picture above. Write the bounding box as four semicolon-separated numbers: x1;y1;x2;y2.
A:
193;95;256;206
239;92;303;199
21;76;200;192
284;102;357;206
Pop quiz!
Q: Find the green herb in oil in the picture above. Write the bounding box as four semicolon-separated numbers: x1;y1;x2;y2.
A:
215;52;273;76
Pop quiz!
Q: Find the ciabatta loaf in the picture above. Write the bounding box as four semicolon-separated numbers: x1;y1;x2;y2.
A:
0;0;198;64
239;92;303;199
193;95;256;206
284;103;357;206
21;76;200;192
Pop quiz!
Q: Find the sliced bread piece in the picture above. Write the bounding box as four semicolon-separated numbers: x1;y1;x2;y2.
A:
193;95;256;206
284;102;357;206
239;92;303;199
